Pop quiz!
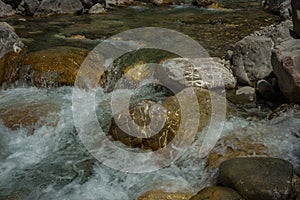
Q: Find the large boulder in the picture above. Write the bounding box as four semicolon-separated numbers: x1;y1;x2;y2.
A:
20;46;90;87
292;0;300;38
271;39;300;102
0;1;15;17
219;157;293;200
36;0;84;15
190;186;242;200
262;0;291;19
0;22;24;59
231;36;274;85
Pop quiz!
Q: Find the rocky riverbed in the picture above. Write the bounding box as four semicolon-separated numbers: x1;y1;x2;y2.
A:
1;0;300;200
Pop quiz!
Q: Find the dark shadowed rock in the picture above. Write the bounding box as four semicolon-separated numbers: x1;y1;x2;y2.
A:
2;0;22;9
190;186;243;200
192;0;216;7
272;39;300;102
262;0;291;19
23;0;39;15
0;1;15;17
219;157;293;200
36;0;84;15
231;36;273;85
292;0;300;38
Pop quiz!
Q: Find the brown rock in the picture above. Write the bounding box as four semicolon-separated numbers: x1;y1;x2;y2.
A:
206;134;269;168
137;190;193;200
109;87;219;150
190;186;243;200
0;102;60;131
0;50;26;86
219;157;294;200
20;46;91;87
192;0;217;7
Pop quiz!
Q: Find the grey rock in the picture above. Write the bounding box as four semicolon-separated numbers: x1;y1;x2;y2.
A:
19;0;39;15
0;22;24;59
81;0;104;9
2;0;22;9
292;0;300;38
156;57;236;90
231;36;274;85
88;3;106;14
234;86;256;104
262;0;291;19
190;186;242;200
219;157;293;200
272;39;300;102
36;0;84;15
0;1;15;17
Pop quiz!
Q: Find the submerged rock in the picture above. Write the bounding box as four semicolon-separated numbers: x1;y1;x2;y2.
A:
20;46;89;87
190;186;242;200
272;39;300;102
262;0;291;19
219;157;293;200
231;36;274;85
109;87;216;150
137;190;193;200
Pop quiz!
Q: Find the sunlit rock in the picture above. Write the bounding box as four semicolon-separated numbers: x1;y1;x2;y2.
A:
190;186;242;200
137;190;193;200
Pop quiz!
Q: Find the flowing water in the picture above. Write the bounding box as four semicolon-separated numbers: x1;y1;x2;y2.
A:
2;1;299;200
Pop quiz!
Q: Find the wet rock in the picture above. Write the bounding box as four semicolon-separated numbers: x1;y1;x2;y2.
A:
81;0;104;9
271;39;300;102
105;0;134;7
219;157;293;200
292;0;300;38
262;0;291;19
109;87;217;150
0;102;60;131
0;1;15;18
228;86;256;105
231;36;273;85
88;3;106;14
0;22;24;59
156;57;236;91
152;0;174;6
206;134;269;168
192;0;217;7
137;190;193;200
20;46;90;87
190;186;242;200
0;50;26;87
256;79;278;101
36;0;84;15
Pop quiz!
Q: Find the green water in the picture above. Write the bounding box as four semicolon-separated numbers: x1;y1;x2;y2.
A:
3;1;279;57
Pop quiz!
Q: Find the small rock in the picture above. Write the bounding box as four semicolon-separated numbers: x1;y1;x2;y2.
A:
230;86;256;105
152;0;173;6
137;190;193;200
88;3;106;14
192;0;217;7
190;186;242;200
219;157;294;200
231;36;274;85
23;0;39;16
